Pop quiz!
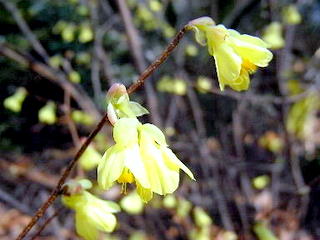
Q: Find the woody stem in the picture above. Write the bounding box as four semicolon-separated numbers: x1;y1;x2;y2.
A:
16;25;188;240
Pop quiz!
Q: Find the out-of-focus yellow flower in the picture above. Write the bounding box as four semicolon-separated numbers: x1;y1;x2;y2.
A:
98;118;194;202
162;23;176;38
177;198;192;217
79;144;102;171
188;17;272;91
149;0;162;12
38;101;57;125
129;231;148;240
68;70;81;83
252;175;270;190
173;78;187;95
185;44;199;57
72;110;95;126
258;131;284;153
120;191;144;215
49;55;63;68
3;88;27;113
79;22;94;43
61;23;76;42
163;194;177;208
282;5;301;25
219;231;238;240
286;93;320;139
253;222;278;240
196;76;212;94
62;179;120;240
157;76;187;95
194;207;212;227
189;226;211;240
262;22;285;50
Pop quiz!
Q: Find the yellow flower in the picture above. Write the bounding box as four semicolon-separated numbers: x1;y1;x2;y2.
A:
3;87;27;113
98;118;194;202
38;101;57;125
188;17;273;91
120;191;144;215
282;5;301;25
62;190;120;240
262;22;285;50
79;144;102;171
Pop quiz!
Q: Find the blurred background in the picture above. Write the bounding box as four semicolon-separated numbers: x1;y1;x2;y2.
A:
1;0;320;239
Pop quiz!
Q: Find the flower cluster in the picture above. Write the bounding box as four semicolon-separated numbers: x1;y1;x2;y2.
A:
98;84;194;202
187;17;273;91
62;179;120;240
98;117;194;202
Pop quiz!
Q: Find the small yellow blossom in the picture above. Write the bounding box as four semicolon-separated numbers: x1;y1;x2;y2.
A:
188;17;273;91
72;110;95;126
3;88;27;113
62;181;120;240
79;144;102;171
196;76;212;94
282;5;301;25
98;118;194;202
38;101;57;124
262;22;285;50
189;17;272;91
120;191;144;215
193;207;212;227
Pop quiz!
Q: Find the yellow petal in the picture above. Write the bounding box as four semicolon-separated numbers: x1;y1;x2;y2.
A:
140;123;167;146
97;145;125;190
228;68;250;91
213;43;242;90
83;207;117;233
233;33;269;48
113;118;140;145
124;144;151;189
136;182;153;203
161;146;195;180
75;212;99;240
230;37;273;67
140;139;179;195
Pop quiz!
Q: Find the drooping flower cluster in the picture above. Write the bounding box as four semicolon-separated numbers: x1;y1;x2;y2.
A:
187;17;273;91
62;179;120;240
262;22;285;50
98;84;194;202
98;117;194;202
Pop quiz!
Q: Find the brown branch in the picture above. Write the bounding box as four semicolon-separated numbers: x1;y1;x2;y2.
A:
127;26;188;94
15;23;188;240
16;112;109;240
30;206;65;240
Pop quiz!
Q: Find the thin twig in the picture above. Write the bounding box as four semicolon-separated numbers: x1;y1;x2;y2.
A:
16;23;188;240
63;90;81;147
30;206;65;240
